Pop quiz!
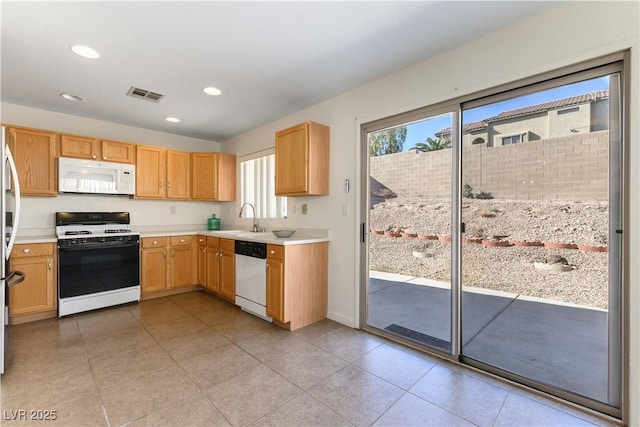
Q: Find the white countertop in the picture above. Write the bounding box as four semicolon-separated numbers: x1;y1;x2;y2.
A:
139;228;330;245
15;234;57;244
16;227;330;246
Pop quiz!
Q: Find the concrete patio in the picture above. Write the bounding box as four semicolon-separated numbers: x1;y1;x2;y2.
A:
367;271;609;404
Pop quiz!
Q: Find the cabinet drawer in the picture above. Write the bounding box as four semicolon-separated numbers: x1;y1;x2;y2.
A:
207;237;220;249
267;244;283;260
142;237;168;248
12;243;55;258
170;235;193;246
220;238;234;252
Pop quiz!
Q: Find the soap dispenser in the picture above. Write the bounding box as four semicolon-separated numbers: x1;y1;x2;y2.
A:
207;214;220;230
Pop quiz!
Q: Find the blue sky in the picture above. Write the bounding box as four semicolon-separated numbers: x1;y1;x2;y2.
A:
402;76;610;151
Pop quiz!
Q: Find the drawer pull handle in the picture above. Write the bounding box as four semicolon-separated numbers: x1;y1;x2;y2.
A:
153;240;157;245
23;248;30;254
270;250;275;255
48;261;52;270
180;239;184;243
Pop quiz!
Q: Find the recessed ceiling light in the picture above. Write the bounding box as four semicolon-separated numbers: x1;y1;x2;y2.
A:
60;93;84;101
165;117;180;123
70;45;100;59
203;86;222;96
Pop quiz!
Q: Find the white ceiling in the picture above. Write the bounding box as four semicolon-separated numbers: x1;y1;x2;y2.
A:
1;1;564;142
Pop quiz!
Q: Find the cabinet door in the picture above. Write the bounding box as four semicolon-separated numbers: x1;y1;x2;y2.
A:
170;244;194;288
9;256;56;316
216;153;236;201
166;150;190;199
219;239;236;302
275;124;308;195
7;127;57;196
266;258;285;322
192;153;237;201
141;247;168;293
101;140;135;163
205;248;220;293
136;145;167;198
206;237;220;293
60;134;99;160
191;152;216;200
197;237;207;286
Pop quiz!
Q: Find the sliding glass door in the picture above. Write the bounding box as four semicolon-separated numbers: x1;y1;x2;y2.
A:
364;108;456;354
460;72;622;411
361;57;625;417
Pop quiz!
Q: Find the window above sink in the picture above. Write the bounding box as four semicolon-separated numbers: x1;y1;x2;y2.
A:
240;150;287;219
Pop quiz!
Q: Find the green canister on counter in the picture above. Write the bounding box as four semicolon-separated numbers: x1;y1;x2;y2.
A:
207;214;220;230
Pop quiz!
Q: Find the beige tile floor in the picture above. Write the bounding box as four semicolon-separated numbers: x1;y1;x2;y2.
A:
1;291;620;427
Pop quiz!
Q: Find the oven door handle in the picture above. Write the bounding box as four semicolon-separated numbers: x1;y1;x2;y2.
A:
58;242;140;251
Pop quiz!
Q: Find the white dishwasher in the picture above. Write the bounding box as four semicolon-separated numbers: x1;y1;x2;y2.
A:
235;240;272;322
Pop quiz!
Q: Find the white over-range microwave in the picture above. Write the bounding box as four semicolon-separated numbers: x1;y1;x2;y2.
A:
58;157;136;195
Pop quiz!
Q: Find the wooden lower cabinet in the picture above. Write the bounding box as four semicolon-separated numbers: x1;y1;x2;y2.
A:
205;237;221;293
141;235;195;295
141;237;168;294
219;239;235;302
205;237;235;303
266;251;285;321
169;236;195;288
196;236;207;286
9;243;57;323
266;242;328;330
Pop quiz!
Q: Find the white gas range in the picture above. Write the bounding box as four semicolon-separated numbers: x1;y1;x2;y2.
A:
56;212;140;316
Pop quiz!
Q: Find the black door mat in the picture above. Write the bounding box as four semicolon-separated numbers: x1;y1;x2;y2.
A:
384;324;450;351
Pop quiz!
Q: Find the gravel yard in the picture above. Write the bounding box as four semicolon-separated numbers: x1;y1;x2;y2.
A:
369;197;610;309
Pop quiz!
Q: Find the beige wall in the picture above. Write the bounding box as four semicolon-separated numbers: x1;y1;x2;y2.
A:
371;131;608;201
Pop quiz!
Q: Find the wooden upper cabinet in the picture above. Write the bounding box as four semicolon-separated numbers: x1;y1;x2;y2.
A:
166;150;190;199
136;145;190;199
136;145;167;198
191;152;236;201
60;135;135;163
275;121;329;196
60;134;99;160
6;127;57;196
101;140;136;163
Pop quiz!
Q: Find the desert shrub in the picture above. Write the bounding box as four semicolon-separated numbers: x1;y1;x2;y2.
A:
474;191;494;199
463;184;473;198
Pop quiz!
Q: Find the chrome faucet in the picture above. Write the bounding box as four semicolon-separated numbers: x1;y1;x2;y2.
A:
238;202;260;232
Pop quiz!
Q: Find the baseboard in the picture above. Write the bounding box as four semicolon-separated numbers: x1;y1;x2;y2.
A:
327;310;356;328
10;309;57;325
140;285;201;301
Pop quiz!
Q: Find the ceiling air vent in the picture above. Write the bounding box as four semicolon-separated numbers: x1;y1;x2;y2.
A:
126;86;164;102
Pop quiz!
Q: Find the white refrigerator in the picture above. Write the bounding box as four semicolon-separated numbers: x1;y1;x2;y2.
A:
1;127;25;374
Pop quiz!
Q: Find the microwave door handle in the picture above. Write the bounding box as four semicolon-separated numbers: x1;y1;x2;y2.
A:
4;145;20;260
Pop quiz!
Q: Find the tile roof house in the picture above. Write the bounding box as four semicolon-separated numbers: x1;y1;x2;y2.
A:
436;90;609;146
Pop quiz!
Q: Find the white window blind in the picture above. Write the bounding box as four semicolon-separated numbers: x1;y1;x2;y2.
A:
240;154;287;219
